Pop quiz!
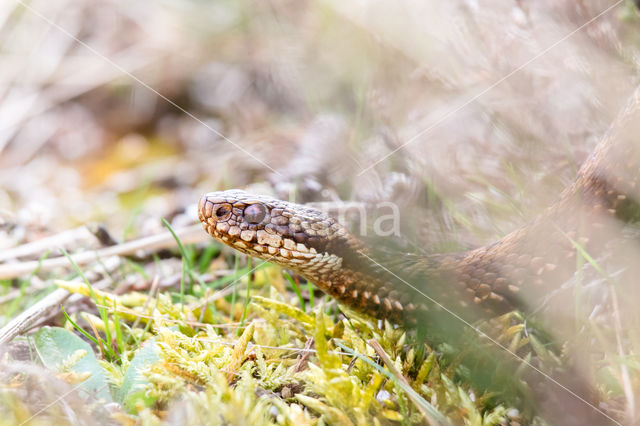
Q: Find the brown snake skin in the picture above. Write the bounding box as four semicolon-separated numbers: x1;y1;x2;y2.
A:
198;89;640;327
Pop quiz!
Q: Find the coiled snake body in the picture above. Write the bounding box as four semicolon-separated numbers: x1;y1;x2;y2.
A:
198;90;640;327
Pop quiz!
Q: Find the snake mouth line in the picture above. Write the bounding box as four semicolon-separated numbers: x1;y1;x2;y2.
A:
203;224;319;266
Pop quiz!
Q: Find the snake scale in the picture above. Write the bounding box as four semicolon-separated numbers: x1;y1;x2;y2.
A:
198;88;640;328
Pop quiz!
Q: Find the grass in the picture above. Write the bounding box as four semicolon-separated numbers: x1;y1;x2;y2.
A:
2;175;638;425
2;220;592;426
7;223;596;425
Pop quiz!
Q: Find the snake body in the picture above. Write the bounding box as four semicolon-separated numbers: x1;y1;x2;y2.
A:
197;90;640;326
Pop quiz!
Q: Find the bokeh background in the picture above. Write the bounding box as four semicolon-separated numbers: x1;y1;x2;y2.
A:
1;0;640;424
1;0;638;244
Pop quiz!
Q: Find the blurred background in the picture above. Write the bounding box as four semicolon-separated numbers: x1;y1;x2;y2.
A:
1;0;640;423
1;0;638;245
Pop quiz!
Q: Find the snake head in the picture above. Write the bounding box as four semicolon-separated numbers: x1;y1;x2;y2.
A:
198;190;421;322
198;190;353;276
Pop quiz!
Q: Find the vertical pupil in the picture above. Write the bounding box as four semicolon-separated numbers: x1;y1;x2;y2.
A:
245;204;266;224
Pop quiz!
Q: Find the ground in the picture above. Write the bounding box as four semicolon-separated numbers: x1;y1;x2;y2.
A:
1;1;639;425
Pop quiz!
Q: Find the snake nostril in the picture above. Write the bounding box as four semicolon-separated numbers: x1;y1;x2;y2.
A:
244;204;267;224
215;204;232;220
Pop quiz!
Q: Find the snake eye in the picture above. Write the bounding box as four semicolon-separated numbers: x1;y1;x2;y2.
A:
244;204;267;224
215;204;232;220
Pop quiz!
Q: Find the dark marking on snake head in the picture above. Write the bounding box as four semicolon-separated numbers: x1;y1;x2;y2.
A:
276;225;292;237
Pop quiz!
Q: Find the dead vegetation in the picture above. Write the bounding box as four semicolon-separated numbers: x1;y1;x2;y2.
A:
1;1;640;424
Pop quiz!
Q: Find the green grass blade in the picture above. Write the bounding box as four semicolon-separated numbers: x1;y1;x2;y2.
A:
284;271;305;312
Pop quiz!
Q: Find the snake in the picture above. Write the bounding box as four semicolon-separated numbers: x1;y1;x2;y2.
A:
197;89;640;328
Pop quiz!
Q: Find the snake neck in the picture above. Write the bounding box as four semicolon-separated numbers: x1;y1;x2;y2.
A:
310;99;640;325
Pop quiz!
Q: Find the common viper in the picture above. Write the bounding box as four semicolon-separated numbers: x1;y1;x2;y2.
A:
197;90;640;328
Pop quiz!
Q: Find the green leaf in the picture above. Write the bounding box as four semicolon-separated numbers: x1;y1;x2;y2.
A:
33;326;113;402
116;340;160;411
